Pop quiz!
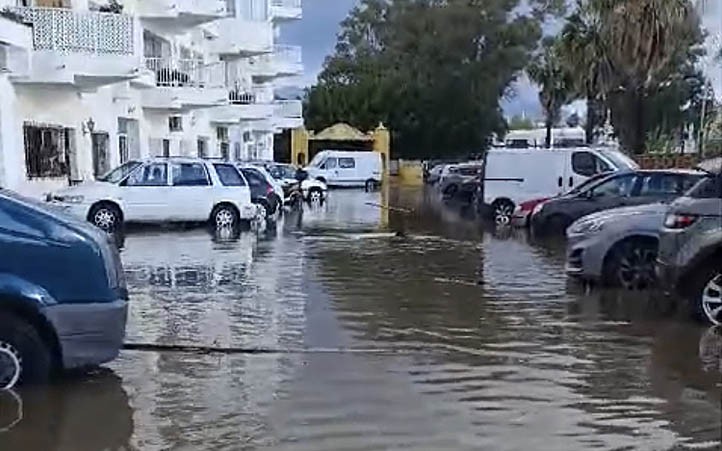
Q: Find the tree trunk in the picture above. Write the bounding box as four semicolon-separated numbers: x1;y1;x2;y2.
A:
632;94;646;154
545;120;553;148
585;98;596;145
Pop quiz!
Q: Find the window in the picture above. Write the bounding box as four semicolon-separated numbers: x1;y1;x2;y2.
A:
169;116;183;132
572;151;597;177
589;174;635;198
125;163;168;186
242;168;265;187
323;158;337;170
339;157;356;169
172;163;210;186
688;175;722;199
197;139;208;158
119;136;129;164
638;174;680;196
214;164;247;186
23;124;70;178
162;139;170;157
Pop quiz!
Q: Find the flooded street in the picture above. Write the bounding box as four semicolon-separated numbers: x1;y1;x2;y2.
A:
2;186;721;451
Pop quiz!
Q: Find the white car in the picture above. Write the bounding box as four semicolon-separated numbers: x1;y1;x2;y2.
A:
267;163;328;202
48;158;257;230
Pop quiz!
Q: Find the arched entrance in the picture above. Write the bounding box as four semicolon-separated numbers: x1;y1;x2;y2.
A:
291;123;390;179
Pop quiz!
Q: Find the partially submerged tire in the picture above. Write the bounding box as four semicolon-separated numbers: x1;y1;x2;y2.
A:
695;270;722;326
491;199;515;226
210;204;239;230
365;179;379;192
308;188;323;204
0;312;51;389
89;203;121;232
604;239;657;290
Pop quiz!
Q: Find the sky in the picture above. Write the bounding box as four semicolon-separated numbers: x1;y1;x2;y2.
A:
280;0;722;119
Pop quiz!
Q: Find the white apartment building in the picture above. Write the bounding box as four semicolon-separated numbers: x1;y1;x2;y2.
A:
0;0;303;197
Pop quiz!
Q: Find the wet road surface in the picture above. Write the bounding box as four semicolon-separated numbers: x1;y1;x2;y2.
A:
2;186;721;450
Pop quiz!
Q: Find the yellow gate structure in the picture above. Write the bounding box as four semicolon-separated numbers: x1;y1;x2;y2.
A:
290;123;390;181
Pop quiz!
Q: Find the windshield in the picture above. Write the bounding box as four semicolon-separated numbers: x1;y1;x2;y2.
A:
599;149;639;171
269;165;297;180
308;153;326;167
98;161;142;184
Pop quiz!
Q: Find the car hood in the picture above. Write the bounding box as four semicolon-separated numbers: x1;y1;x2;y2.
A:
53;181;115;197
578;203;668;223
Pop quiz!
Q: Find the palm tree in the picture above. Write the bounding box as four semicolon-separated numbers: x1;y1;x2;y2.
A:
527;38;573;148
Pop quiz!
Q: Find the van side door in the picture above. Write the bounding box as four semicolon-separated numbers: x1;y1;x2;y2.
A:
337;157;357;186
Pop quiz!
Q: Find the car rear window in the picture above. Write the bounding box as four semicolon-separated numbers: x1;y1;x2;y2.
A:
214;164;246;187
687;175;722;199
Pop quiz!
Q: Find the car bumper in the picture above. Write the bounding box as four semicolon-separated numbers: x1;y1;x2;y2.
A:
43;299;128;369
565;234;606;281
511;213;529;228
239;204;259;220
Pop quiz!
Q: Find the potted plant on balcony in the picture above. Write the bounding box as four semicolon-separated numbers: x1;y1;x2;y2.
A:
98;0;123;13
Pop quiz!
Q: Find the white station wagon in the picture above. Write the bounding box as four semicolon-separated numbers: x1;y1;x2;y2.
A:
48;158;257;230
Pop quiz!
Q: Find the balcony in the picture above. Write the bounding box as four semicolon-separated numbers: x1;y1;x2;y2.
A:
209;19;273;57
142;58;227;110
273;100;303;130
209;85;274;124
8;7;142;88
138;0;227;28
249;45;303;81
270;0;302;21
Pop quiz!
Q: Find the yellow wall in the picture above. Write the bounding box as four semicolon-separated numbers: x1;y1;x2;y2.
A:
397;160;423;186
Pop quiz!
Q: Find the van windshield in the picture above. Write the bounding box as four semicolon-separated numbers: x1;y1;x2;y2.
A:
600;149;639;171
308;153;326;167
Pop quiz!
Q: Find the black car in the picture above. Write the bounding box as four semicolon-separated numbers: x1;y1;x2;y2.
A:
239;167;280;219
530;169;704;236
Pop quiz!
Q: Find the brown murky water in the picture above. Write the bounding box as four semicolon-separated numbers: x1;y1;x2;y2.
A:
1;186;720;450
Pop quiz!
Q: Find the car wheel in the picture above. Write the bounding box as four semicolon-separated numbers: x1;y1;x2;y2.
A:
308;188;323;204
605;240;657;290
443;184;458;198
211;204;238;229
491;199;515;226
365;179;379;192
700;272;722;326
255;200;271;220
0;312;51;389
89;203;121;232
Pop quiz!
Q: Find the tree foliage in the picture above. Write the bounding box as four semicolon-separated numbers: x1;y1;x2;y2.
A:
304;0;564;159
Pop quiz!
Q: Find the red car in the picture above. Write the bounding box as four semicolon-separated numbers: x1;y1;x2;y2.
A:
511;197;550;227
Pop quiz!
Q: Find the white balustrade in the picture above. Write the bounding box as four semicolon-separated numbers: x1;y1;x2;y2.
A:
145;57;225;89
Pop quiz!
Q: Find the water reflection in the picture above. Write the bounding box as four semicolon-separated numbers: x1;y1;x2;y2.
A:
0;371;132;451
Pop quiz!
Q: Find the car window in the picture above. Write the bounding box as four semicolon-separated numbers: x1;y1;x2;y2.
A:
572;151;598;177
638;173;704;196
242;169;264;187
98;161;142;183
125;163;168;187
459;166;481;176
687;175;722;199
323;158;337;170
172;163;210;186
589;174;635;198
214;164;246;186
339;157;355;169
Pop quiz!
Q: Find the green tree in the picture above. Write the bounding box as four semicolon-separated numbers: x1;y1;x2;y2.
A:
527;37;574;147
508;114;535;130
304;0;565;159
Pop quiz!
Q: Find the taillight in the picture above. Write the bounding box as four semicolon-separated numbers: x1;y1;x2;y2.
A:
664;213;698;229
266;184;274;195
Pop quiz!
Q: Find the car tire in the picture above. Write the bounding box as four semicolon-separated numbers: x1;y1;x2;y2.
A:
89;203;121;232
365;179;379;192
443;184;458;198
0;312;51;389
308;188;324;204
687;261;722;325
256;199;272;220
491;199;515;226
603;239;658;290
210;204;239;230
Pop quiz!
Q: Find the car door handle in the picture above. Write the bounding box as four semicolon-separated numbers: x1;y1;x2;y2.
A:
558;177;563;187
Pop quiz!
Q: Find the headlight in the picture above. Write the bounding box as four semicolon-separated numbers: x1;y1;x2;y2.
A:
58;195;85;204
569;219;605;235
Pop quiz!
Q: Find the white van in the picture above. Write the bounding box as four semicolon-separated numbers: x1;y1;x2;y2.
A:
482;147;638;217
305;151;383;189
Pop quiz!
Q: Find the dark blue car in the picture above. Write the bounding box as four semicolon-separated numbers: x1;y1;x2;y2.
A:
0;189;128;388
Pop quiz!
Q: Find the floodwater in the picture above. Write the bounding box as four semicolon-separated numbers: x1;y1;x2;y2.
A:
1;186;721;451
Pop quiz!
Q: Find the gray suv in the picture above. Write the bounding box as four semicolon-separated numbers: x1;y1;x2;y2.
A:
657;172;722;325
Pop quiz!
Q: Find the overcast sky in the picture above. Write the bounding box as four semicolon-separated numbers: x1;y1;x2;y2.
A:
280;0;722;119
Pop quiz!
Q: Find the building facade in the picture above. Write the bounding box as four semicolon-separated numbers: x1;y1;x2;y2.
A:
0;0;303;197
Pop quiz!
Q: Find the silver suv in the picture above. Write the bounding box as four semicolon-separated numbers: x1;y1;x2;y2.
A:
657;172;722;325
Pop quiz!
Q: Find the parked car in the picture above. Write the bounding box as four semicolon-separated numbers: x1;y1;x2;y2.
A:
304;150;382;189
566;203;667;289
511;172;614;227
657;171;722;325
0;189;127;387
425;164;446;185
481;147;638;223
438;162;484;198
266;163;328;203
49;158;258;231
530;169;704;236
238;166;281;220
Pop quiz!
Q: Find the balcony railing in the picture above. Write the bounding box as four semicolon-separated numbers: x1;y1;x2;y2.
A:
11;7;134;55
274;100;302;118
228;85;274;104
145;57;225;89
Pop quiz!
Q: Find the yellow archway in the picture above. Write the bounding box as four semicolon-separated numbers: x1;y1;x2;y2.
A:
291;123;390;180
